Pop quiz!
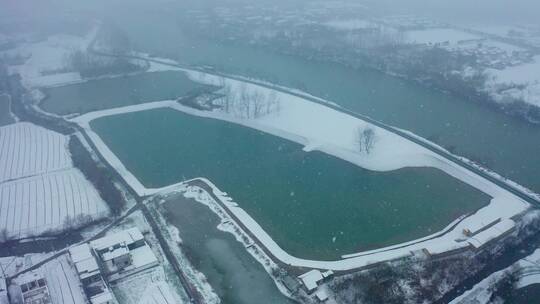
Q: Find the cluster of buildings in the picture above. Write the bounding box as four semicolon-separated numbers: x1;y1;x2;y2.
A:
5;272;52;304
281;269;334;303
69;228;158;304
3;228;158;304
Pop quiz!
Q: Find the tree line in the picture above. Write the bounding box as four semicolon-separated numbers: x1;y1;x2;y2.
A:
215;77;281;119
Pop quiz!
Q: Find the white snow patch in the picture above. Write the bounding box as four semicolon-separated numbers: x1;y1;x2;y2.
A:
4;29;96;88
486;55;540;107
138;281;184;304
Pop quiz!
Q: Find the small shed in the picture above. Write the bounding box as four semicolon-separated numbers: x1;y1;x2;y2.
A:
298;270;324;294
315;290;329;302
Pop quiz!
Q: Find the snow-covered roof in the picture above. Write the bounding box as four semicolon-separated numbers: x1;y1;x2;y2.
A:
463;217;501;236
492;219;515;234
322;270;334;278
468;219;515;248
298;270;324;291
101;245;129;262
69;243;101;279
131;245;158;269
69;244;94;263
423;241;469;256
90;228;144;252
315;289;329;301
75;258;100;279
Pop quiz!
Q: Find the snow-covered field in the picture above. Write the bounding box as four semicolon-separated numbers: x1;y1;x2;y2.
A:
2;28;96;88
0;122;71;183
486;55;540;107
0;122;108;238
71;63;530;271
0;253;53;277
112;267;184;304
0;168;107;237
138;282;182;304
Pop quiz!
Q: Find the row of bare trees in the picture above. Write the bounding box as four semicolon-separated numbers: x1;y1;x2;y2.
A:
216;77;281;119
0;213;96;244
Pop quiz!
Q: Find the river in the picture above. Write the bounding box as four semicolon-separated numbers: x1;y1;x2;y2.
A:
96;4;540;196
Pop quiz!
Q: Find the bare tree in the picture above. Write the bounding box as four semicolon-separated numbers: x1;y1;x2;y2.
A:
63;215;75;231
227;82;282;119
357;127;364;152
357;126;376;154
224;84;234;113
363;127;376;154
0;228;12;243
265;90;280;115
217;77;233;113
251;90;265;118
75;214;94;228
239;83;251;118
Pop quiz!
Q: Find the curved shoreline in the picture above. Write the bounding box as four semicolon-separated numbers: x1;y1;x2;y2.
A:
69;72;530;270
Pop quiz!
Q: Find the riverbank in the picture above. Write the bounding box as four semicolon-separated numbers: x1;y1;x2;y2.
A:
69;67;530;270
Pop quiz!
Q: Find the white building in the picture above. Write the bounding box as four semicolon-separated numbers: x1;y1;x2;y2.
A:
69;244;114;304
89;228;158;280
69;227;159;303
298;269;334;294
315;289;329;302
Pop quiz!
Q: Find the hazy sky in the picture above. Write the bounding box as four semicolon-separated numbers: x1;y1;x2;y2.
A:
2;0;540;37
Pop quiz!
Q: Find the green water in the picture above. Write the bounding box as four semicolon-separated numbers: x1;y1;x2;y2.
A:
163;194;293;304
91;108;489;260
41;71;208;115
86;3;540;196
44;2;540;195
0;95;15;126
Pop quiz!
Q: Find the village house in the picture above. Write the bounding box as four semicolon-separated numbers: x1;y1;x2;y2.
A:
69;227;159;304
89;228;158;281
298;269;334;294
69;243;114;304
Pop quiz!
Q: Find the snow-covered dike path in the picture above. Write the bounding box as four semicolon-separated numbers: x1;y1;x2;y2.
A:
71;69;530;271
0;122;109;238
